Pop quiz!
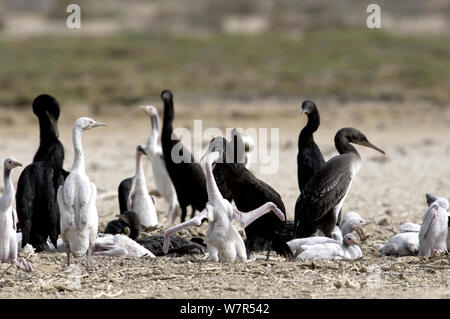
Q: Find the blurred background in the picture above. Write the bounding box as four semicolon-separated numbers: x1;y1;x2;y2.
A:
0;0;449;108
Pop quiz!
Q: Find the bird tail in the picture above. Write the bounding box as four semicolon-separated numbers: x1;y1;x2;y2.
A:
271;233;293;259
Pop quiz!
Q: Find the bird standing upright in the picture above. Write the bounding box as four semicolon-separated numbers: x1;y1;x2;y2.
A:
419;193;448;256
0;158;32;272
140;105;181;226
16;94;67;252
57;117;106;267
295;127;385;239
129;145;158;228
297;100;325;192
203;137;292;260
160;90;208;222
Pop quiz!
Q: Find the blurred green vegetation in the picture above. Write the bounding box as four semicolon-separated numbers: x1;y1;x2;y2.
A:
0;29;449;107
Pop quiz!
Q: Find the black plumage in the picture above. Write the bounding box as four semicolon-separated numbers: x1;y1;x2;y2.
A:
16;94;67;252
105;211;141;240
207;137;292;259
160;90;208;222
118;177;133;214
297;100;325;192
136;235;206;256
212;130;246;202
294;127;385;239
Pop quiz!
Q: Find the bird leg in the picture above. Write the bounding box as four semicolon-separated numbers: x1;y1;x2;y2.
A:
265;240;272;261
86;246;92;270
66;245;71;266
233;202;285;229
163;207;209;254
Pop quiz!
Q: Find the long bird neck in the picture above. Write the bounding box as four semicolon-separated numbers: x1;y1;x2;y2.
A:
162;98;174;135
205;156;222;202
0;168;14;211
146;115;160;155
231;134;245;164
300;108;320;140
334;134;360;157
39;113;58;142
135;151;144;178
72;127;85;173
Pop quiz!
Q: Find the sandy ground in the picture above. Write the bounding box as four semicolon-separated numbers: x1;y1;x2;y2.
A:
0;98;449;299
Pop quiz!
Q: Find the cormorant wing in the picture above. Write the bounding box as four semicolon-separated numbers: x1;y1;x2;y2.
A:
299;163;353;223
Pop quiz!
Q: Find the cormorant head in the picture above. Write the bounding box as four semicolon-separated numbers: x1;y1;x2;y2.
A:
119;211;141;240
425;193;437;207
201;136;228;162
140;105;158;117
350;218;375;241
343;233;359;246
3;157;22;170
137;144;148;156
338;127;385;155
301;100;316;115
75;117;107;131
32;94;61;136
32;94;60;119
161;90;173;101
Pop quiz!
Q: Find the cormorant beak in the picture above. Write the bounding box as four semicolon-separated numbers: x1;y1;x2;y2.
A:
46;111;59;137
138;145;148;156
426;193;437;206
140;105;157;116
161;91;173;101
140;105;150;115
93;121;107;128
364;219;375;226
301;109;308;115
12;160;23;168
360;140;385;155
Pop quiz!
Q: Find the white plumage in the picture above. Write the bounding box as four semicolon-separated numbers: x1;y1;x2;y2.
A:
17;233;153;258
93;234;155;258
163;148;286;263
57;117;106;267
418;194;448;256
378;222;420;257
128;145;158;227
0;158;32;272
289;212;372;257
295;233;362;261
140;105;180;225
